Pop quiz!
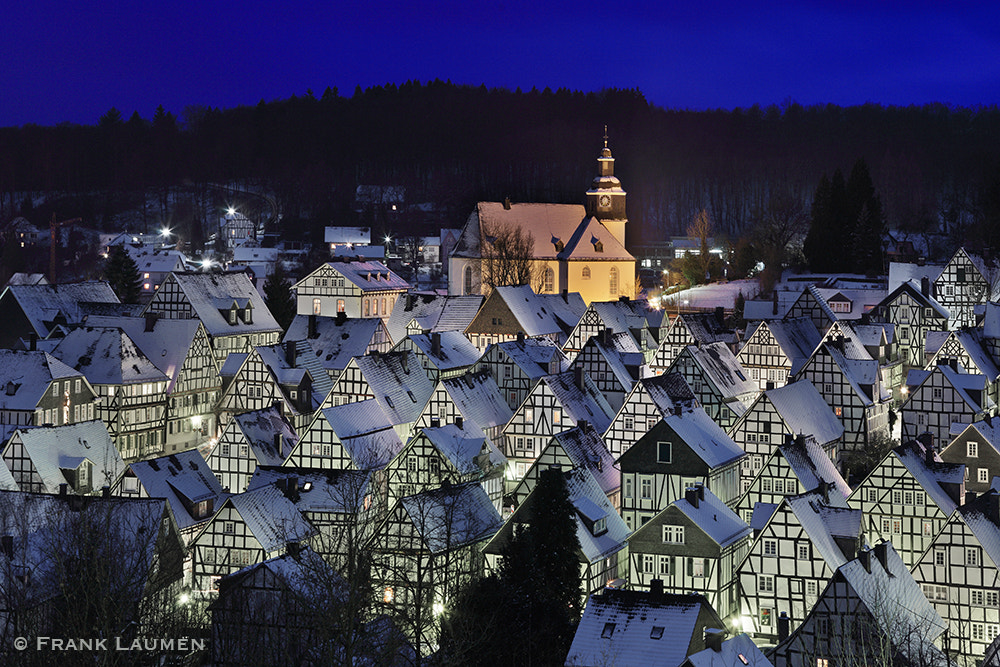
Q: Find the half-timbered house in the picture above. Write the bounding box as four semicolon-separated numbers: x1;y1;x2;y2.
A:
390;330;481;382
412;369;513;443
190;481;317;598
472;334;570;410
0;281;122;349
508;422;619;511
770;542;949;667
208;405;298;493
569;329;646;412
285;399;404;476
666;342;758;430
847;439;964;567
85;315;222;455
736;318;821;392
728;378;844;494
143;271;282;365
784;285;838;337
385;293;483;345
927;327;1000;408
626;484;751;620
736;489;863;643
291;260;411;320
500;368;615;487
2;420;126;495
603;372;697;458
49;326;169;461
933;247;995;328
912;489;1000;663
283;314;391;391
941;419;1000;496
650;311;738;375
618;407;744;530
562;297;661;362
0;349;97;438
901;361;994;449
484;467;629;599
872;278;950;371
367;482;502;656
462;284;586;351
216;347;308;433
734;435;851;526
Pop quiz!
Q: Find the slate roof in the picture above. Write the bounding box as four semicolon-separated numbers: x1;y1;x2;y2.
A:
318;400;404;469
984;301;1000;340
564;467;632;563
257;344;310;388
489;336;570;379
588;298;662;337
284;314;384;375
877;279;950;319
577;331;645;391
935;328;1000;380
385;293;483;344
957;489;1000;570
924;331;951;359
7;420;126;493
435;370;513;431
0;349;84;411
157;271;281;337
640;372;697;416
551;424;620;497
907;364;993;414
399;482;502;554
762;378;845;445
0;282;121;338
682;633;774;667
492;284;586;340
223;483;317;553
677;312;739;348
50;326;168;386
419;422;506;477
780;435;851;500
681;342;756;411
662;407;745;469
674;485;750;548
892;440;964;516
319;260;411;292
127;450;225;532
566;589;720;667
352;351;434;427
887;262;944;292
248;467;373;515
403;331;481;373
542;370;617;434
784;491;861;570
751;318;822;375
233;405;298;467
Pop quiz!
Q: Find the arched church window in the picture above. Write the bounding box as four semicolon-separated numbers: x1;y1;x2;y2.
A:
609;267;619;298
582;266;591;280
543;268;554;293
463;265;474;295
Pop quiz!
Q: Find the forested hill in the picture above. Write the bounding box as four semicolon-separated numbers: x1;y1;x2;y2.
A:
3;81;1000;247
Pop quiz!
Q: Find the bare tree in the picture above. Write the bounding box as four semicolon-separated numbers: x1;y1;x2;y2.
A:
479;220;536;292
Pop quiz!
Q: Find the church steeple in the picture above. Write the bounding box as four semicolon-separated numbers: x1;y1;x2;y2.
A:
586;126;627;248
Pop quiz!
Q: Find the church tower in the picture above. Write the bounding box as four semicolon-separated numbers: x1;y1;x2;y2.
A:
585;127;627;248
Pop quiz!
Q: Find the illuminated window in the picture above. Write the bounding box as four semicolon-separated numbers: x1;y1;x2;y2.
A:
313;298;321;316
543;268;554;293
337;299;345;313
383;587;394;604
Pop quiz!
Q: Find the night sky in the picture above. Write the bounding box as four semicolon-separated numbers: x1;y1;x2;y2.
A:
4;1;1000;127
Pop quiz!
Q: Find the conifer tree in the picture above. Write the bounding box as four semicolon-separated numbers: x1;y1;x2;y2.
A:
263;263;296;331
103;245;141;303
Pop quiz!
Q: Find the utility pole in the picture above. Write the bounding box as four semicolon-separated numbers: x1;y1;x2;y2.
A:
49;213;82;283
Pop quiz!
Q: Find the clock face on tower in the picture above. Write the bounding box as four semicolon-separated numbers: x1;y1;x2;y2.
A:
598;194;611;209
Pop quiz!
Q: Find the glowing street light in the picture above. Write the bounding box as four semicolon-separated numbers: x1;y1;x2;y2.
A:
226;207;236;216
201;258;213;270
160;227;171;238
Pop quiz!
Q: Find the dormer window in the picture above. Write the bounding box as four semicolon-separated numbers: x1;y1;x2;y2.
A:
592;517;607;536
229;308;237;325
244;306;252;324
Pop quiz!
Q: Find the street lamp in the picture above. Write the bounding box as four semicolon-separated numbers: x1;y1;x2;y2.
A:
226;207;236;216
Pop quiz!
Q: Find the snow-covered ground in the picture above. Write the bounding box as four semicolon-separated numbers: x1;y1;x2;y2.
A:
656;278;760;311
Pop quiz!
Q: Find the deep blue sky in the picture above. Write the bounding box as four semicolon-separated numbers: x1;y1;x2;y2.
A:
3;1;999;127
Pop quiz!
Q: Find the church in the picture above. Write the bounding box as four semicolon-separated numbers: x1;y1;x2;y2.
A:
448;132;636;306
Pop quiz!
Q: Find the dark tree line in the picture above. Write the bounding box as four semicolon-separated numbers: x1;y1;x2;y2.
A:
3;82;1000;253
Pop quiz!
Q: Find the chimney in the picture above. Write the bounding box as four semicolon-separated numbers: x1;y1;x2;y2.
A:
704;628;725;653
673;403;682;417
649;578;664;598
777;612;790;642
561;289;568;303
619;295;629;303
274;433;283;453
144;312;157;332
308;314;317;338
715;306;724;325
917;256;926;267
432;332;442;357
921;276;930;297
503;196;511;210
857;547;872;573
285;476;299;500
925;444;936;465
28;332;37;351
101;486;110;498
698;485;705;500
455;416;464;430
285;339;296;366
401;354;410;374
578;419;589;432
917;431;934;451
603;327;613;346
685;487;700;508
286;541;301;558
772;290;779;316
406;294;415;310
0;535;12;558
335;310;347;325
516;331;525;344
59;483;67;496
574;366;585;391
873;541;891;574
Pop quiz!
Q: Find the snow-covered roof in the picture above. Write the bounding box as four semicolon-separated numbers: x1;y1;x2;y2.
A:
489;336;570;379
400;482;502;554
0;281;121;338
158;271;281;336
325;226;371;245
565;468;631;563
83;315;205;393
763;378;845;445
663;406;745;469
419;422;505;477
754;318;822;375
284;315;384;375
233;405;298;467
560;215;633;261
893;440;964;515
492;285;586;339
222;483;317;553
436;370;513;431
542;370;617;434
681;342;756;409
128;248;186;274
682;633;773;667
567;589;718;667
936;329;1000;381
674;485;750;548
127;450;225;531
385;293;483;344
352;351;434;427
321;260;410;292
248;467;373;515
256;344;309;388
676;312;739;348
780;435;851;500
318;400;404;469
888;262;944;292
452;202;588;260
640;372;697;416
878;279;950;319
7;420;125;493
983;302;1000;340
552;424;620;497
587;298;662;337
579;331;644;391
785;491;861;570
0;349;84;411
403;331;481;373
957;489;1000;570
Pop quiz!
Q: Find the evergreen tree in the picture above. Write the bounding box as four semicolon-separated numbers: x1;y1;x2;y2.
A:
103;245;141;303
803;173;836;271
263;263;296;331
845;158;886;275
